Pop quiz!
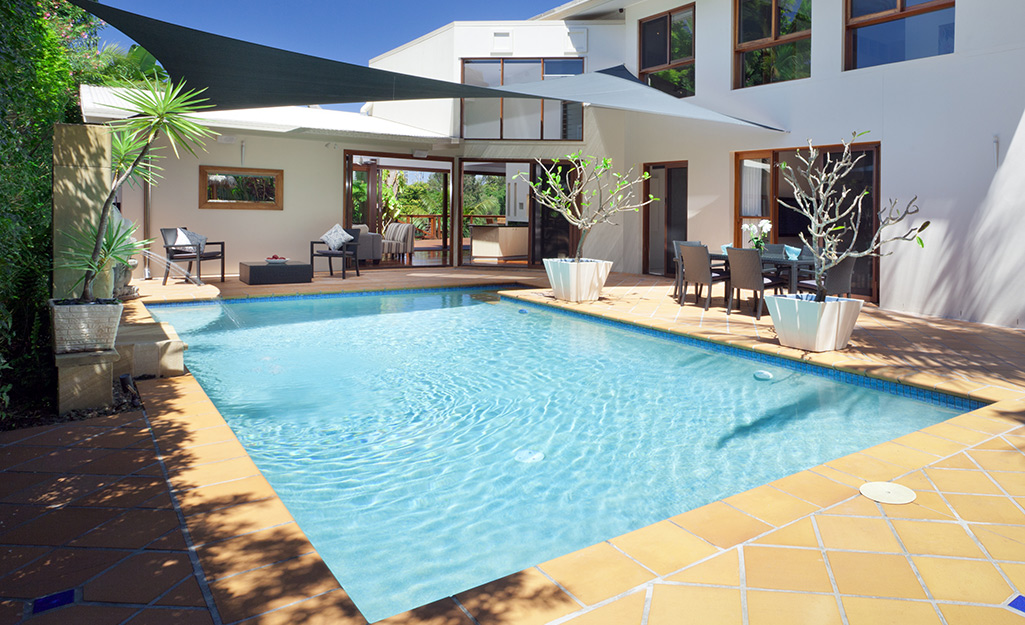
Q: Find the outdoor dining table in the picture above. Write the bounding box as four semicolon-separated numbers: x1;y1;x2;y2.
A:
710;252;815;294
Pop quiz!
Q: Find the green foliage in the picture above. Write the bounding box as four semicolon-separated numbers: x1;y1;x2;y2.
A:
0;0;78;415
60;219;152;294
77;78;215;302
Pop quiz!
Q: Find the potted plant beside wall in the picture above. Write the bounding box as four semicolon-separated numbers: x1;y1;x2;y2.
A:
764;132;929;352
50;79;215;353
523;152;654;303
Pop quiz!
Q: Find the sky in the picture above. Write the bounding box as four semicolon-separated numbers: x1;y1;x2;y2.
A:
98;0;565;110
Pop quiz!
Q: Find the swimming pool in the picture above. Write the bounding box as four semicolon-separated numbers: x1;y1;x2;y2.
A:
151;289;968;622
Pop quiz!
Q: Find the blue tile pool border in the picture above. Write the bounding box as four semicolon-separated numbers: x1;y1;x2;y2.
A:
146;285;986;413
143;283;527;309
506;296;987;414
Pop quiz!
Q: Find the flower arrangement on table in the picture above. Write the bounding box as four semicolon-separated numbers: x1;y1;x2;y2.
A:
741;219;772;251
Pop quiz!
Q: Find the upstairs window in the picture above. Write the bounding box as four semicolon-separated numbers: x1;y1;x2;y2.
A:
846;0;954;70
734;0;812;89
462;58;584;141
639;4;695;98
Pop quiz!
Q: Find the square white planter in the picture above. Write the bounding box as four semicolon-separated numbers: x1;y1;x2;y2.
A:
764;294;864;352
543;258;613;303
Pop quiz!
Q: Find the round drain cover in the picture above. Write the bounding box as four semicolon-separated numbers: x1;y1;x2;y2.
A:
754;370;774;381
515;449;545;463
860;481;916;505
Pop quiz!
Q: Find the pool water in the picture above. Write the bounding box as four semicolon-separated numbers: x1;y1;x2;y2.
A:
151;290;961;621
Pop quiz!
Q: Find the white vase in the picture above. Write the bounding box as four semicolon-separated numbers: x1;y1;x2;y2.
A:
764;294;864;352
543;258;613;303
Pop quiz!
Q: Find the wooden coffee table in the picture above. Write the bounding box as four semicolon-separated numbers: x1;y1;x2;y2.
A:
239;261;313;285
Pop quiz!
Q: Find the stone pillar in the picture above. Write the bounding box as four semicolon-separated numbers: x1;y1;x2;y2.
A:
52;123;111;300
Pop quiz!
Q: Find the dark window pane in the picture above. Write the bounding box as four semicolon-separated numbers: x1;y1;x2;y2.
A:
646;65;695;98
670;9;695;62
740;38;811;87
739;0;773;43
905;0;938;7
543;58;584;76
850;0;896;18
641;16;668;69
851;7;954;69
778;0;811;36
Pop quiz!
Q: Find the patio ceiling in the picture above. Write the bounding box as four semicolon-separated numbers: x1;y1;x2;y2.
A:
70;0;783;132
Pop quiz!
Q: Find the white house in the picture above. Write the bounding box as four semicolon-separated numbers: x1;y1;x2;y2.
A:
89;0;1025;328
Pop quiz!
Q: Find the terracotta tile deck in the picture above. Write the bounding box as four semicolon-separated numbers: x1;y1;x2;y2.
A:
5;267;1025;624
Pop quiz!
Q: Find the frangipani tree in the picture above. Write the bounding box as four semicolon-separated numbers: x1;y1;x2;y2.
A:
778;132;929;302
72;78;215;302
522;152;655;261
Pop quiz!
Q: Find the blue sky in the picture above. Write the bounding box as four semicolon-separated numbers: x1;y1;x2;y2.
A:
98;0;563;110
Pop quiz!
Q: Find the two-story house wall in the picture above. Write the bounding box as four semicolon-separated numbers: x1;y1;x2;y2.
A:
368;0;1025;328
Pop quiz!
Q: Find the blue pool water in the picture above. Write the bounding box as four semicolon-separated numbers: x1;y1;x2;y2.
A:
151;290;963;621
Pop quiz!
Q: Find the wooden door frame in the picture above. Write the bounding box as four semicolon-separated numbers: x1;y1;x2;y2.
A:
642;160;688;276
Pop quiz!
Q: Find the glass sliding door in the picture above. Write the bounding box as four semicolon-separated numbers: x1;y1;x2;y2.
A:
736;144;880;301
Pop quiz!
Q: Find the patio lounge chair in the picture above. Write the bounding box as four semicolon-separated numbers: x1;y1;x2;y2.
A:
160;227;225;285
381;222;416;264
797;255;856;298
310;228;360;278
679;244;730;310
726;247;786;320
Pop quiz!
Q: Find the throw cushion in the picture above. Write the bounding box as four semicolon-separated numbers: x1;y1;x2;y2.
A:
784;244;801;260
172;228;206;253
321;224;354;250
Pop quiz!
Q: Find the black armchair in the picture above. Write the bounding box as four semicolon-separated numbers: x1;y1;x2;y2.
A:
310;228;360;278
160;227;225;285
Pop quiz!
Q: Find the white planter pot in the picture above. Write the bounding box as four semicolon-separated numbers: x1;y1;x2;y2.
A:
764;294;864;352
49;299;124;354
543;258;613;303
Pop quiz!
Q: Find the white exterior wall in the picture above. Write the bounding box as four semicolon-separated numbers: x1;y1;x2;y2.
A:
369;20;625;137
605;0;1025;327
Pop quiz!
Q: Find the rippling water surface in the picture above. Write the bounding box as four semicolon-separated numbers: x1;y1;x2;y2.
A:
152;291;958;621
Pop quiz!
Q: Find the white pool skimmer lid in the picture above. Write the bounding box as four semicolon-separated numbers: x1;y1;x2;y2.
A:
860;481;916;504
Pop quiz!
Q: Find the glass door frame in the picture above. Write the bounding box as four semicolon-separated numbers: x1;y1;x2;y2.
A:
642;159;688;276
733;142;882;302
343;149;456;267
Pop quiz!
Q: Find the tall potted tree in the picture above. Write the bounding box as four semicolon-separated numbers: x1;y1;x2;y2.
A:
50;78;215;353
523;152;654;303
764;132;929;352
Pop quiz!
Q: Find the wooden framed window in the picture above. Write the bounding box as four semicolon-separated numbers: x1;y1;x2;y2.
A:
639;4;696;98
199;166;283;210
845;0;954;70
461;58;584;141
734;0;812;89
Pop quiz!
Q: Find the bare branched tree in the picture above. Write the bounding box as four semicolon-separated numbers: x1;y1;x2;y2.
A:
778;132;929;302
522;152;655;261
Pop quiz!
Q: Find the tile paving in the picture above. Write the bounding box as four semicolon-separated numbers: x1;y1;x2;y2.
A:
4;268;1025;624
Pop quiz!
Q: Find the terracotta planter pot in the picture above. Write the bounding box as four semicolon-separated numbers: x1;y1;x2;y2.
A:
764;294;864;352
49;299;123;354
543;258;613;303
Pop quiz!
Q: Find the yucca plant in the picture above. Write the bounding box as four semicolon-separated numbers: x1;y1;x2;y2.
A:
72;77;216;302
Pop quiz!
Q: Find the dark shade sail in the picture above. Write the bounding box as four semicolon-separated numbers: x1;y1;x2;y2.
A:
71;0;783;131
